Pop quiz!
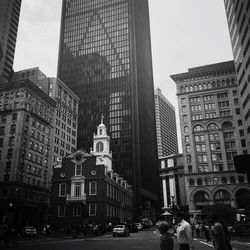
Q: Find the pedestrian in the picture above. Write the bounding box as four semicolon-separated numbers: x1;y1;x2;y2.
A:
158;221;174;250
42;226;47;240
195;224;200;238
174;211;194;250
203;224;210;242
210;215;232;250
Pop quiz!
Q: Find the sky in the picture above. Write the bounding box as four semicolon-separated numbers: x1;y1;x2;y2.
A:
13;0;233;151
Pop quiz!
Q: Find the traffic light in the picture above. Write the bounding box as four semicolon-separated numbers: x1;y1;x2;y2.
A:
234;155;250;183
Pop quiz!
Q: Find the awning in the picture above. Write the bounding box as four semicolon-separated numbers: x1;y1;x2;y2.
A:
162;211;172;216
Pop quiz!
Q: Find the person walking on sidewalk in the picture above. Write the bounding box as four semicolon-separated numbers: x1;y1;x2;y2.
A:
210;215;232;250
158;221;174;250
175;212;194;250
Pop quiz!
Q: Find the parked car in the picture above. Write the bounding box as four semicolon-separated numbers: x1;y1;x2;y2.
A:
113;225;130;237
127;223;138;233
23;226;37;237
141;219;153;228
135;223;143;231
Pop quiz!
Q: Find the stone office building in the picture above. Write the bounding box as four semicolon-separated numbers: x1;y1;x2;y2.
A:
12;67;80;167
171;61;250;220
50;120;133;229
0;79;56;227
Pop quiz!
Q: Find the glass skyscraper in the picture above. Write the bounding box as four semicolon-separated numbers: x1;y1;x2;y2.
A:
57;0;159;220
0;0;22;82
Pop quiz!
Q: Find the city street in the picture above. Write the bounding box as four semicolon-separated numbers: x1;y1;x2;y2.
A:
5;228;250;250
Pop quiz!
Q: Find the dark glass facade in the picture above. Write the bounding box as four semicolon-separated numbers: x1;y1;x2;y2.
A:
0;0;22;82
57;0;159;220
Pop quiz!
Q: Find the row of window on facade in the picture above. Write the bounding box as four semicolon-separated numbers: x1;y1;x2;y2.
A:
189;99;239;112
184;121;234;134
57;85;77;111
57;203;125;218
189;175;245;186
56;103;78;120
185;91;236;104
56;110;77;127
180;78;236;93
55;119;77;134
59;182;131;205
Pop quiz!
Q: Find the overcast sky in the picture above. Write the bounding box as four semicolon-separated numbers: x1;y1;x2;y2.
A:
13;0;233;151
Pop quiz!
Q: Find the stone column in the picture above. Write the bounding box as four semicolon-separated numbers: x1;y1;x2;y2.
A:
162;176;168;208
169;175;176;201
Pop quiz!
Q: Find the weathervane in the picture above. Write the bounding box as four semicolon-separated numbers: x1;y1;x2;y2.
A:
101;114;104;123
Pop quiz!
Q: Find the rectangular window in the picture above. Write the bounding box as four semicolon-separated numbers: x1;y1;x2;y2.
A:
59;183;66;197
74;183;81;197
73;204;81;216
89;203;96;216
58;205;65;217
89;181;97;195
75;164;82;176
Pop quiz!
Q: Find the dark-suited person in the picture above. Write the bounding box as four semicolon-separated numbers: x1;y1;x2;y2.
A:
158;221;174;250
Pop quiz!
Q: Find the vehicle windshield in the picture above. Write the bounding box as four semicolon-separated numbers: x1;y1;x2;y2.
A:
115;225;125;228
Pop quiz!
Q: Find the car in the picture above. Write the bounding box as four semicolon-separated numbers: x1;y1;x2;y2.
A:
23;226;37;236
113;225;130;237
141;219;153;228
127;223;138;233
135;223;143;231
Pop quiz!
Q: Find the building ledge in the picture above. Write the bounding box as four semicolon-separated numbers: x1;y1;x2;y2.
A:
66;194;86;204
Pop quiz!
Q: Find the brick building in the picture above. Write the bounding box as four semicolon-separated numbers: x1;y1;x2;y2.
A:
50;120;133;229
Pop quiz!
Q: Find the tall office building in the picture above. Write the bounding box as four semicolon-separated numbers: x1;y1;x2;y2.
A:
154;88;178;158
224;0;250;150
0;0;22;82
171;61;250;220
12;67;80;168
57;0;159;219
0;79;56;227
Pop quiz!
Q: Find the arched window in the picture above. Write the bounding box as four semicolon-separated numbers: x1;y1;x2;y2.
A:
185;86;189;92
189;179;194;186
194;191;210;209
207;82;212;89
194;85;198;91
222;177;227;184
184;126;189;133
230;176;235;184
214;190;231;204
194;125;204;132
96;142;104;152
181;87;185;93
197;178;202;185
208;123;218;130
205;178;210;185
203;83;207;89
198;84;202;90
239;176;244;183
190;85;193;92
222;121;233;129
213;177;219;184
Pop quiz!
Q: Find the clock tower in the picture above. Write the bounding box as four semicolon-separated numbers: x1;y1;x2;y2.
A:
90;116;112;171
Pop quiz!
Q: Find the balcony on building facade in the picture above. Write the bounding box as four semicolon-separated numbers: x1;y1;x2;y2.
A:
66;193;86;204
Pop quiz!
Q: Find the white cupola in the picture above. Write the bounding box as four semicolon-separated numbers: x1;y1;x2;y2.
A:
90;115;112;170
